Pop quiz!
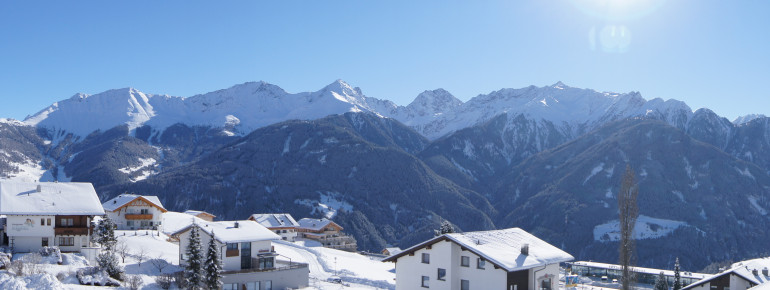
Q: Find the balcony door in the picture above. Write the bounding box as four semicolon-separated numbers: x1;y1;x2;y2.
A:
240;242;251;269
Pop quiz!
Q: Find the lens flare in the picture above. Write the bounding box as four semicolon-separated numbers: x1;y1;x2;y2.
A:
570;0;668;21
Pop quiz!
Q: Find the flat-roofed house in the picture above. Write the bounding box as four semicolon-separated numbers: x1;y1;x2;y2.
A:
0;181;104;253
383;227;574;290
102;194;166;230
248;213;299;242
175;220;309;290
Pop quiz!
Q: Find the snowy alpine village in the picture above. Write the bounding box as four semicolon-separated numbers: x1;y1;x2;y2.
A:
3;1;770;290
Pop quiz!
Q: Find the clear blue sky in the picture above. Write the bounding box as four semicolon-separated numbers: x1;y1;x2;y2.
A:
1;0;768;121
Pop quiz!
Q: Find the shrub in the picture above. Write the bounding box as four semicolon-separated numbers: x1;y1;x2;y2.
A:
125;274;143;290
155;274;174;290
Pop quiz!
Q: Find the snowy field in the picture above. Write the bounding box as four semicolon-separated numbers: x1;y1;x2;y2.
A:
0;227;394;289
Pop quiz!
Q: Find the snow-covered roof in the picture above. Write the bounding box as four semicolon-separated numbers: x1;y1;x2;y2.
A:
384;227;574;272
730;257;770;285
683;262;765;290
102;194;166;212
571;261;711;280
162;211;204;236
250;213;299;228
0;181;104;215
298;218;340;231
175;220;280;243
184;210;215;217
383;247;403;255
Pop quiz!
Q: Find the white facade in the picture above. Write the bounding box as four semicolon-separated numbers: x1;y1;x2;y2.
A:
0;182;104;253
393;239;560;290
178;228;273;271
103;195;165;230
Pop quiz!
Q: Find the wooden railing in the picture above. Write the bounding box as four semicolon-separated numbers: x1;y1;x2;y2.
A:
55;227;89;236
125;214;153;220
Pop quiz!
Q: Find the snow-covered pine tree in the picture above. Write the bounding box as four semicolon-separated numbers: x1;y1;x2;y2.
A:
185;225;204;289
95;216;117;251
673;257;682;290
96;251;124;280
204;231;222;290
654;271;669;290
440;220;455;234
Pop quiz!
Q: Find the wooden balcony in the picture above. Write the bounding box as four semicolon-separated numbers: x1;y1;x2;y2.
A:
125;214;153;220
55;227;89;236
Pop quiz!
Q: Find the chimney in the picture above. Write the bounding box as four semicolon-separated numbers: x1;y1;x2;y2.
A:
234;222;239;228
521;243;529;256
36;185;42;192
762;268;768;276
753;269;759;276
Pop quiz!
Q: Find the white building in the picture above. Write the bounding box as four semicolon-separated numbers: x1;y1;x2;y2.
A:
383;227;574;290
0;181;104;253
102;194;166;230
248;213;299;242
175;220;309;290
684;257;770;290
297;218;357;251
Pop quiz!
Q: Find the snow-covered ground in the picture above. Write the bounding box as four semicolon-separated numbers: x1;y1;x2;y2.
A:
0;222;394;289
593;215;689;242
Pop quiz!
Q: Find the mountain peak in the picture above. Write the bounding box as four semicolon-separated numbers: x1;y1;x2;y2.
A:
552;81;567;89
406;88;462;117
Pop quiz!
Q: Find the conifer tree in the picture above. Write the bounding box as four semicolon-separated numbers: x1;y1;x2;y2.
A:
204;232;222;290
95;216;118;251
654;272;669;290
673;257;682;290
185;226;204;289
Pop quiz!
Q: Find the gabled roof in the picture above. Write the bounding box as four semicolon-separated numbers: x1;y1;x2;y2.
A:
250;213;299;228
384;247;403;255
0;181;104;215
298;218;341;231
683;266;761;290
384;228;574;273
173;220;280;244
102;194;166;212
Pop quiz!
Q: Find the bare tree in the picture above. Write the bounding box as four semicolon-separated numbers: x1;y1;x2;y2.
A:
134;247;148;266
115;242;130;263
150;255;170;273
618;165;639;290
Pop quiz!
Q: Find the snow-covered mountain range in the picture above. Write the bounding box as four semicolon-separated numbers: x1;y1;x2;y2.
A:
22;79;734;140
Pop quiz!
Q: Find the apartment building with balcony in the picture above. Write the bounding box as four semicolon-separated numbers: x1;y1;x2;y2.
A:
297;218;357;252
175;220;309;289
0;181;105;253
249;213;299;242
102;194;166;230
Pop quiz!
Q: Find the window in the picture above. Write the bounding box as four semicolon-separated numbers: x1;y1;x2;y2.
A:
41;218;45;226
541;278;552;290
59;237;74;246
461;279;470;290
437;268;446;281
140;208;149;214
264;280;272;290
141;221;149;227
223;283;238;290
42;237;48;247
127;220;134;227
61;218;74;227
461;256;470;267
245;282;260;290
227;243;238;250
422;253;430;264
258;257;274;269
422;276;430;288
47;218;51;226
477;258;486;269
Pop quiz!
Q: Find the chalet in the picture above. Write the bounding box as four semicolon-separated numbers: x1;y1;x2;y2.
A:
184;210;216;222
382;247;403;256
175;220;309;290
570;261;710;287
383;227;574;290
684;257;770;290
249;213;299;242
102;194;167;230
297;218;357;251
0;181;104;253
